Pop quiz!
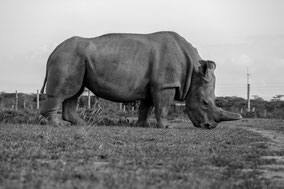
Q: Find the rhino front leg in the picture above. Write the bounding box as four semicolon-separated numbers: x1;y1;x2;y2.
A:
136;99;153;127
62;95;85;125
152;89;175;128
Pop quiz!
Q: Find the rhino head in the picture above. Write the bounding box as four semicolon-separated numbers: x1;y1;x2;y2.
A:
185;60;242;129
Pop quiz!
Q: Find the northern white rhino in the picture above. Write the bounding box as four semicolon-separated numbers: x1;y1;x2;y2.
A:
40;31;241;129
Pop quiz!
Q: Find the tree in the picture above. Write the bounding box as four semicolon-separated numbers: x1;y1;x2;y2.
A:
272;95;284;101
215;96;247;112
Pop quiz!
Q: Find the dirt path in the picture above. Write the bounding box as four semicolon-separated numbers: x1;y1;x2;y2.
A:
128;117;284;182
239;125;284;182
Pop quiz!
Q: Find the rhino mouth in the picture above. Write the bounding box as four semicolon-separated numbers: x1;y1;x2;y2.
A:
188;112;218;129
199;121;218;129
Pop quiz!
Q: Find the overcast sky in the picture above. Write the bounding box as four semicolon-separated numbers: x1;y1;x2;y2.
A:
0;0;283;100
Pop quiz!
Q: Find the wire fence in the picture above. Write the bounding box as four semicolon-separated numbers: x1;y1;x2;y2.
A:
0;89;138;114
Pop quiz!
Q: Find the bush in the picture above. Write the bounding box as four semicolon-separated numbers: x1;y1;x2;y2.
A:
0;108;134;126
0;109;46;125
78;108;135;126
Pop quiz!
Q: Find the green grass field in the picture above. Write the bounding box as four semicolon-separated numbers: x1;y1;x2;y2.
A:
1;119;284;189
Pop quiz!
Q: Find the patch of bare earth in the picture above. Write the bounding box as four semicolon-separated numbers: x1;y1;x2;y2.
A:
239;121;284;183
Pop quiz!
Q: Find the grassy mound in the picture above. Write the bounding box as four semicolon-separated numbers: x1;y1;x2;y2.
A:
1;120;282;188
0;109;45;125
0;109;134;126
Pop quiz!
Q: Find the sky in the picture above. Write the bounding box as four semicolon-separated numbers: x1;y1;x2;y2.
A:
0;0;283;100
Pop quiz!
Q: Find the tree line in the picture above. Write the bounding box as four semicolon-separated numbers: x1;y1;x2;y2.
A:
0;92;283;119
215;96;284;119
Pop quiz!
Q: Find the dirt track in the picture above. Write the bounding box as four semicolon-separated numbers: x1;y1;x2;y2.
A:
171;118;284;183
1;118;284;188
238;123;284;183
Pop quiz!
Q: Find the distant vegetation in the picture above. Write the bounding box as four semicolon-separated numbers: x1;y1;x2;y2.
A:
215;96;284;119
0;92;283;125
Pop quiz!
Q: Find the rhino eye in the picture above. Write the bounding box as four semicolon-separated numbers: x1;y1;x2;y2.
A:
202;100;209;107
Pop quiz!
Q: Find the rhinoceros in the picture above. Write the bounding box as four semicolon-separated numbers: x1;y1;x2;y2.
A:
40;31;241;129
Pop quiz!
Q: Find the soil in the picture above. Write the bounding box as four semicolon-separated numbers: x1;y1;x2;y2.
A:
238;123;284;183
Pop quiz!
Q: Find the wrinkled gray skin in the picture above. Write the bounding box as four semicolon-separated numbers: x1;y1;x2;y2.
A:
40;31;241;129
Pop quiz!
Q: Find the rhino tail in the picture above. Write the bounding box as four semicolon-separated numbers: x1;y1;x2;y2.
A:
41;52;53;94
40;69;47;94
40;56;51;94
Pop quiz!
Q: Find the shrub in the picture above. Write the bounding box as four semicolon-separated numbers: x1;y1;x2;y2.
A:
0;108;134;126
0;109;46;125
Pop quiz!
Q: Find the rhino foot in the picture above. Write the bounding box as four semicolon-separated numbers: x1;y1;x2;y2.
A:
47;116;70;127
71;118;86;126
135;120;151;128
155;121;170;129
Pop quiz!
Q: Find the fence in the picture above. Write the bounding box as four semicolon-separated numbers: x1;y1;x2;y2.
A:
4;90;41;110
5;89;138;114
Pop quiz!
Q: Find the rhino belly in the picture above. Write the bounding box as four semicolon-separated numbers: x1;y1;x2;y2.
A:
82;36;153;102
84;64;150;102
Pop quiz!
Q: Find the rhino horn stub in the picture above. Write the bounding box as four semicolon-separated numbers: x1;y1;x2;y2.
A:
217;108;242;122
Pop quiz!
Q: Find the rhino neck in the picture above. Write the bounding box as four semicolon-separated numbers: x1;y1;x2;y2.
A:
174;39;202;101
177;53;195;101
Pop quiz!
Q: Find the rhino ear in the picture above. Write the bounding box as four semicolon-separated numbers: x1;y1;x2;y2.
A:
199;60;216;78
207;60;216;70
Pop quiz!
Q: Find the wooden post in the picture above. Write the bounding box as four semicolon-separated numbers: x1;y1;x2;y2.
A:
132;105;134;113
76;97;79;110
88;90;91;109
15;90;18;111
23;95;26;109
119;103;122;111
36;90;40;109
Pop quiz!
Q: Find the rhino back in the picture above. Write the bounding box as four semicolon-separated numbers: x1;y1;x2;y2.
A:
79;32;201;102
81;34;152;102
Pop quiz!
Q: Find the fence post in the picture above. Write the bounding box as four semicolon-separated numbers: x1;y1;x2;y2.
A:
76;97;79;110
15;90;18;111
132;105;134;113
36;90;40;109
23;95;26;109
88;90;91;109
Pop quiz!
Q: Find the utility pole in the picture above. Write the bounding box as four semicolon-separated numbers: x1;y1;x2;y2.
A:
87;90;91;109
23;95;26;109
15;90;18;111
247;68;251;112
36;90;40;109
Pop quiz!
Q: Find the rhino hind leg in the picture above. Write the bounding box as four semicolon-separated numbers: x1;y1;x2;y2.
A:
152;89;175;128
136;99;153;127
41;56;85;126
40;96;66;126
62;91;85;125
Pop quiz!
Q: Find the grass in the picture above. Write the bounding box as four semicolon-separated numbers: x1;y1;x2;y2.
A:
0;109;135;127
0;109;45;125
1;119;283;189
237;118;284;134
